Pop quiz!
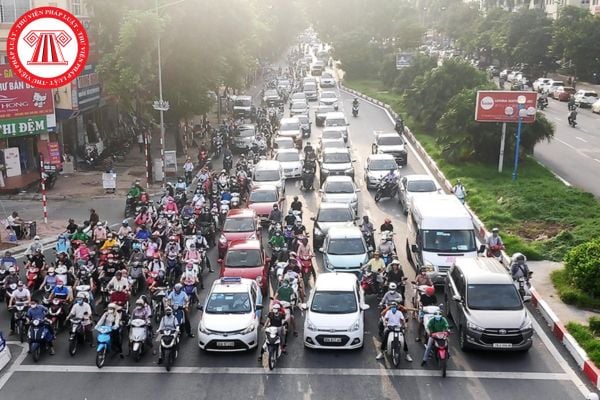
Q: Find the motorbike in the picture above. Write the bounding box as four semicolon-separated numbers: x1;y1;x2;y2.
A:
68;317;87;356
263;326;284;370
385;325;406;368
411;283;429;320
152;287;168;325
166;254;180;286
129;318;149;362
429;331;450;377
269;245;288;271
219;199;231;227
421;305;442;342
375;180;399;202
360;270;382;296
301;167;315;190
11;302;29;343
129;261;144;295
223;155;233;172
198;149;209;168
26;265;41;291
568;110;578;127
48;298;66;332
486;244;505;261
395;118;404;134
352;104;359;117
159;328;180;372
95;325;116;368
299;254;313;285
230;192;241;209
537;97;548;110
28;318;53;362
185;170;193;186
516;271;533;299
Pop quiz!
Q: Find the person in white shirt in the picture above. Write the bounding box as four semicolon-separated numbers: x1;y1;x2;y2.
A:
376;302;412;361
108;271;130;292
452;179;467;203
67;293;94;345
25;235;44;256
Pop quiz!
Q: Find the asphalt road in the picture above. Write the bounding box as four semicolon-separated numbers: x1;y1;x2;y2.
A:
533;97;600;197
0;71;593;399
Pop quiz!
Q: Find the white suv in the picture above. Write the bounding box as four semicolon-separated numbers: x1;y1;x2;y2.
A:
197;277;263;352
303;273;369;350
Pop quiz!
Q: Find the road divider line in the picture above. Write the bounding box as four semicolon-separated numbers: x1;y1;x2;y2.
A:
11;364;573;380
576;137;587;143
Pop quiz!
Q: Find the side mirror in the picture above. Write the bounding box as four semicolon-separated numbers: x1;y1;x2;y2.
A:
299;303;307;310
318;189;324;193
523;295;532;303
478;244;486;253
318;247;324;253
360;304;370;311
196;304;204;311
217;259;223;264
255;304;263;310
452;294;462;302
411;244;418;253
355;188;361;192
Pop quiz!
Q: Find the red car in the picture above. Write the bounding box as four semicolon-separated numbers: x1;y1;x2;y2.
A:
554;86;576;101
218;239;269;294
218;208;260;259
246;185;284;225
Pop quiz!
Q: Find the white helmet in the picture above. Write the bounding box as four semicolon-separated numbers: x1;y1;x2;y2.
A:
389;282;397;290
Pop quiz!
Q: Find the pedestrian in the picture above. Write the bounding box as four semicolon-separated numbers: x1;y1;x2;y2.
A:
567;76;572;86
6;211;25;240
89;209;99;229
137;131;144;153
452;179;467;204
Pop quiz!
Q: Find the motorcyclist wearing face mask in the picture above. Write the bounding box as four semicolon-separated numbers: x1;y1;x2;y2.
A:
67;293;93;346
415;267;433;286
96;302;123;357
27;298;55;354
376;302;412;361
379;282;402;308
421;311;449;367
157;306;179;364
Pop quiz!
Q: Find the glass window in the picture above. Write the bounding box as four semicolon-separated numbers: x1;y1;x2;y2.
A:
320;92;336;99
280;122;300;131
276;152;300;162
223;217;255;232
205;292;252;314
467;284;522;311
325;181;354;193
377;135;404;146
311;291;357;314
238;128;255;137
0;0;30;23
369;159;398;171
224;249;262;268
318;106;335;114
249;190;277;203
253;169;281;182
234;98;252;107
317;208;353;222
322;131;343;140
323;152;350;163
406;180;437;192
421;230;476;252
327;238;365;255
71;0;81;15
325;118;346;127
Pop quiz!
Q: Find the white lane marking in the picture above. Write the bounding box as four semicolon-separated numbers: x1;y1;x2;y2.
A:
11;364;573;380
594;158;600;164
0;344;28;392
530;313;592;397
554;138;577;151
575;136;587;143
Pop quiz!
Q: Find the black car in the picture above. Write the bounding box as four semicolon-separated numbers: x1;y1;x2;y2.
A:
263;89;282;107
314;104;336;127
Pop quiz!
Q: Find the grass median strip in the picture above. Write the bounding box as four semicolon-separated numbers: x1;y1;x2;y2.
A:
566;318;600;368
345;79;600;261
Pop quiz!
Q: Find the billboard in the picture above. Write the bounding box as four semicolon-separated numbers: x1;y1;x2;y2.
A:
475;91;537;123
396;53;414;70
0;65;54;119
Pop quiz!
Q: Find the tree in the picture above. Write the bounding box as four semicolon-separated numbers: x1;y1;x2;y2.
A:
565;239;600;298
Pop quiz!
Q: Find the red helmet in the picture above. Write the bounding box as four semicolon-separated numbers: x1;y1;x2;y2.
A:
425;286;435;296
107;254;114;259
153;253;160;259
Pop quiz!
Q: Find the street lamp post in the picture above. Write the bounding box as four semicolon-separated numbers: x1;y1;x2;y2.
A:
512;95;527;181
154;0;168;188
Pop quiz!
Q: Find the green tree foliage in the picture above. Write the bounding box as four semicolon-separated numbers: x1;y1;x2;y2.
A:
565;239;600;297
403;60;488;131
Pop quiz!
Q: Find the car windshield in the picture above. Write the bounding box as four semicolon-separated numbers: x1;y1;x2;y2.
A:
378;136;404;146
322;140;345;149
321;92;336;99
406;180;437;192
310;291;357;314
327;238;365;255
277;152;300;162
249;190;277;203
291;103;305;111
275;139;293;148
223;217;255;232
292;93;305;100
317;208;353;222
253;169;281;182
224;249;262;268
205;292;252;314
238;129;255;138
280;122;300;131
325;118;346;127
369;159;398;171
325;181;354;193
297;116;309;124
322;73;333;79
304;84;316;91
318;106;335;115
421;229;476;252
467;284;523;311
322;131;343;140
323;152;350;163
234;99;251;107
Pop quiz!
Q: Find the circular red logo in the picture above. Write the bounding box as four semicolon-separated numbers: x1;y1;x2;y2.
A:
6;6;89;89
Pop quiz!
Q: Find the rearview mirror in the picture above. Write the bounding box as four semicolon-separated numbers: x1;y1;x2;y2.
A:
522;295;532;303
478;244;486;253
355;188;361;192
452;294;462;302
318;247;324;253
360;304;370;311
411;244;418;253
196;304;204;311
299;303;307;310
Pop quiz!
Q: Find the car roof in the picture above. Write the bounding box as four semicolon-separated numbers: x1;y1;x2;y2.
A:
315;272;358;292
322;147;350;154
325;112;346;119
324;175;354;183
276;148;299;154
453;258;513;285
228;239;261;251
236;95;252;100
367;154;396;161
318;104;336;110
274;137;293;143
255;160;282;169
211;277;255;294
251;184;277;192
291;101;306;107
320;91;337;96
318;202;353;210
404;174;436;182
292;92;306;97
280;117;300;124
327;226;363;239
377;132;401;138
227;208;256;218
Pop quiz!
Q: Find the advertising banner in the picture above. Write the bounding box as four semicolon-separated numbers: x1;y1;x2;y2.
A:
0;66;54;119
0;116;48;138
475;91;537;123
47;142;61;164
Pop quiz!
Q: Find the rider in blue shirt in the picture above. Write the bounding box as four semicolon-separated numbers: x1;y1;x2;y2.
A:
167;283;193;338
26;299;55;354
0;251;17;269
55;234;71;255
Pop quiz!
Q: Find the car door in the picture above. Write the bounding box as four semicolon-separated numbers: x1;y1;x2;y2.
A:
399;177;408;206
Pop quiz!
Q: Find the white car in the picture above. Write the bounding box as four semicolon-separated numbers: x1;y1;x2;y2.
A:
318;91;339;110
290;101;309;116
303;272;369;350
372;132;407;166
275;148;303;178
197;277;263;352
320;72;336;88
398;174;441;214
533;78;550;92
289;92;307;108
573;90;598;108
320;176;359;214
324;112;349;142
278;117;302;141
543;80;564;96
592;99;600;114
364;154;398;189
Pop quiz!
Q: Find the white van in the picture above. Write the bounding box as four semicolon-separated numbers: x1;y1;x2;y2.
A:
406;195;483;285
251;160;285;195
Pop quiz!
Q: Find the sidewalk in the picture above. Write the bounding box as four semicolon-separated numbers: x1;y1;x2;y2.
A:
529;260;598;325
547;73;600;92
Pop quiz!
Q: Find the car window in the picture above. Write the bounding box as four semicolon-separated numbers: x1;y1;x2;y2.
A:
234;98;252;107
421;229;476;252
377;136;404;146
276;152;300;162
317;208;353;222
291;103;305;110
321;92;336;99
280;122;300;131
325;181;354;193
318;106;335;114
254;169;281;182
205;292;251;314
369;159;398;171
467;284;522;311
322;140;345;149
238;129;255;138
323;152;351;163
322;131;343;140
249;190;277;203
327;238;365;255
325;118;346;127
406;180;437;192
310;291;357;314
224;249;262;268
223;217;255;232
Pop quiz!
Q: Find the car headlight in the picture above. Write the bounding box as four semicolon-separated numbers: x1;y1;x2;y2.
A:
248;233;257;240
467;321;485;332
219;235;227;245
321;168;329;174
314;227;323;236
349;319;361;332
198;320;210;334
520;317;532;331
241;324;255;335
344;168;354;174
306;319;317;331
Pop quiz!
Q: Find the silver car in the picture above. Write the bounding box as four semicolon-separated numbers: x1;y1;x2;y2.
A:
311;202;356;248
364;154;398;189
318;91;339;110
320;226;369;273
397;174;441;214
320;176;360;215
232;124;256;152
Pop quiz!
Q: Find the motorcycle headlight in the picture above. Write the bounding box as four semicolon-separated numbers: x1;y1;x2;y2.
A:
467;321;485;332
306;319;317;331
349;319;361;332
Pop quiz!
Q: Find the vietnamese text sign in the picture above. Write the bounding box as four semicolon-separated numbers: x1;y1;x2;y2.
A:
0;66;54;119
475;91;537;123
0;116;48;138
47;142;61;164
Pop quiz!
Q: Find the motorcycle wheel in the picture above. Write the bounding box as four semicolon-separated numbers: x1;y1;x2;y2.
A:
33;346;41;362
440;356;447;378
133;348;141;362
69;338;77;356
392;345;401;368
374;190;382;203
96;348;107;369
268;349;277;370
164;349;173;372
132;280;139;296
18;321;25;343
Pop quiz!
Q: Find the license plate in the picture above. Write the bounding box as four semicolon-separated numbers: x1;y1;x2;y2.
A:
492;343;513;348
216;341;235;347
323;337;342;343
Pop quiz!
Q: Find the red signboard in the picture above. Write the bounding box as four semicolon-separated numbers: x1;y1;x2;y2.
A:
475;91;537;123
0;65;54;119
47;142;61;165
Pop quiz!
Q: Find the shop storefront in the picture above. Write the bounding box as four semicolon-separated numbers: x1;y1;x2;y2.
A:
0;66;58;191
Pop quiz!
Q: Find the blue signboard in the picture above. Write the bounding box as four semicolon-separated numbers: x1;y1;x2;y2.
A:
77;64;102;111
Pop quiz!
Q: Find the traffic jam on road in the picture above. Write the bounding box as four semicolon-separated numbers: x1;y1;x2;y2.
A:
0;31;591;400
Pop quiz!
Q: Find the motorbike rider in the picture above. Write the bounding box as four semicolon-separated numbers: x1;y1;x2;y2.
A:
181;200;195;220
167;283;194;338
25;235;44;257
258;302;287;361
360;216;376;249
290;196;302;215
510;252;531;286
415;267;433;286
421;310;449;367
108;270;130;293
292;218;306;237
362;251;385;292
395;116;405;133
352;97;359;108
380;282;403;308
92;222;108;242
55;234;71;255
568;107;578;126
9;281;31;334
269;230;286;249
486;228;504;257
71;227;89;243
100;233;119;250
175;176;187;193
0;251;17;270
157;306;179;364
26;298;55;354
416;286;438;342
127;181;142;204
164;197;179;216
385;260;405;295
66;293;94;346
452;179;467;204
568;96;576;111
382;168;397;185
284;210;296;227
268;204;283;225
303;142;316;160
183;157;195;182
275;280;298;337
130;298;152;344
380;218;394;232
117;220;133;237
376;302;413;362
378;233;396;264
96;302;124;357
66;218;78;235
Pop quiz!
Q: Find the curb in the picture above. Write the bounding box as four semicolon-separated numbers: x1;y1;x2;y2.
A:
0;345;10;372
342;83;600;391
5;236;58;258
